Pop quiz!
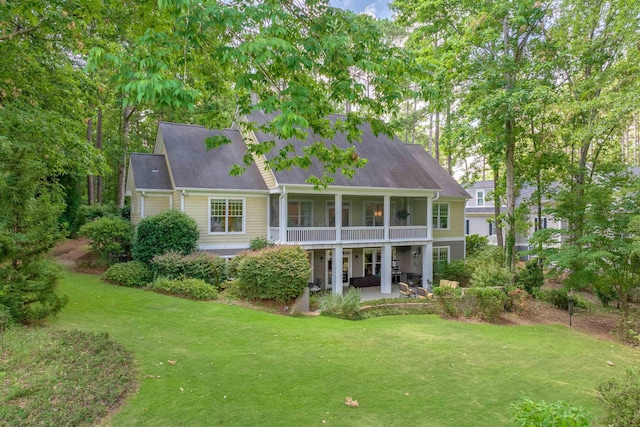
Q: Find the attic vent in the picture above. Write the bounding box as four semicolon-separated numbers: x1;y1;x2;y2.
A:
151;168;159;173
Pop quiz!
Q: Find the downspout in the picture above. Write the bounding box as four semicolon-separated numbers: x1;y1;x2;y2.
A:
141;191;145;218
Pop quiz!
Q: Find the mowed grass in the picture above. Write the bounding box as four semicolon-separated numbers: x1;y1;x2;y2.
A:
53;269;637;426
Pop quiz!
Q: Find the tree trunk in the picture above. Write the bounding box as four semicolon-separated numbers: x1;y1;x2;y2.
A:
118;105;133;209
493;170;504;248
503;16;516;269
434;111;440;163
86;115;94;205
446;102;452;174
96;107;103;204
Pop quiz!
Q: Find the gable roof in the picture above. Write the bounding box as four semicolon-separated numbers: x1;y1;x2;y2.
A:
129;153;172;190
247;110;468;196
158;122;268;191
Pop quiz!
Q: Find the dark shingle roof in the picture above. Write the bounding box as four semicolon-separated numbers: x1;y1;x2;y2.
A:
130;154;172;190
159;122;268;191
247;110;467;195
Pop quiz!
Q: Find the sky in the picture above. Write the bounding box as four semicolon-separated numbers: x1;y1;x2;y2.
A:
329;0;393;19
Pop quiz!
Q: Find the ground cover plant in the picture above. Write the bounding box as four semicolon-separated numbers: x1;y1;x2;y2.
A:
0;328;136;426
39;268;640;426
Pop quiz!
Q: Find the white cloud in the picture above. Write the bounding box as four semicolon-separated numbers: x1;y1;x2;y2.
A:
363;4;377;17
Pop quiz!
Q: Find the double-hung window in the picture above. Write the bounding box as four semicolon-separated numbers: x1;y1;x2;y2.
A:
477;190;484;207
433;246;450;263
210;198;244;233
288;201;312;227
432;203;449;229
365;202;384;226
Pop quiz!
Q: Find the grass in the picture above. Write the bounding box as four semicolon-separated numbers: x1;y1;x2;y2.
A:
10;268;640;426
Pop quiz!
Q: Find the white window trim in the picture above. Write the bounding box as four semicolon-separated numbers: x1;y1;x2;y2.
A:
432;202;450;230
477;190;484;207
287;200;313;227
433;246;450;263
208;197;246;235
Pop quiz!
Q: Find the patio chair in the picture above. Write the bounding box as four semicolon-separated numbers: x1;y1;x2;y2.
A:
309;278;322;294
415;287;433;299
398;282;416;298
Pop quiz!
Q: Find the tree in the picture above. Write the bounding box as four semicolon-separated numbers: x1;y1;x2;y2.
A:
393;0;550;269
88;0;416;190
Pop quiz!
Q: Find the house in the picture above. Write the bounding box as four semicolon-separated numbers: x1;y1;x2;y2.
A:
465;180;567;256
126;111;470;294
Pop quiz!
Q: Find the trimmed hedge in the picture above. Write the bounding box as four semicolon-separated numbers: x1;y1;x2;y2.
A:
103;261;153;288
151;251;227;289
466;287;508;321
151;277;218;300
236;246;310;303
132;210;199;264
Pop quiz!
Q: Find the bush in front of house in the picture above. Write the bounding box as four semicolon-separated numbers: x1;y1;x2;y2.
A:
434;259;473;286
465;234;488;258
514;260;544;297
103;261;153;288
79;216;133;262
466;286;508;321
227;250;250;278
433;286;463;317
132;209;199;264
511;396;592;427
597;366;640;426
236;245;310;303
319;288;362;320
151;277;218;300
151;251;227;289
470;263;513;288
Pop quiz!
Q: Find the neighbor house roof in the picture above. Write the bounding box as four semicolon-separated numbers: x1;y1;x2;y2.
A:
247;110;468;196
158;122;268;191
129;153;172;190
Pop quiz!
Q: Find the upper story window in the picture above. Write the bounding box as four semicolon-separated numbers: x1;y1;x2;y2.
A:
210;198;244;233
432;203;449;229
288;201;312;227
365;202;385;226
477;190;485;206
534;217;548;232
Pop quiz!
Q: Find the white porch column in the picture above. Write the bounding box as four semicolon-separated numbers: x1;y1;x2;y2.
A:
427;195;433;240
180;190;185;212
335;193;342;243
422;243;433;290
332;246;343;295
279;191;288;243
383;195;390;241
380;244;392;294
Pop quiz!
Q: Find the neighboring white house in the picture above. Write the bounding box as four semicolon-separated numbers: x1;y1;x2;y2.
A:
464;180;567;257
127;112;471;294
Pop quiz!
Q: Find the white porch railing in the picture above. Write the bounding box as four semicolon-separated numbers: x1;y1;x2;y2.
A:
270;226;429;244
389;226;428;240
341;226;384;241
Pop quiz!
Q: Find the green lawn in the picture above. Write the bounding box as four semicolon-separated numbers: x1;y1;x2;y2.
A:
53;269;637;426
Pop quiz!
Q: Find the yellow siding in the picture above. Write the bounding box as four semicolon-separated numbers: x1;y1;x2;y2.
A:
184;194;268;246
433;199;465;239
144;195;171;218
131;193;142;225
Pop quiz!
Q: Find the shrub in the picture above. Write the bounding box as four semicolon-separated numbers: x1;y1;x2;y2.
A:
468;245;505;267
466;234;488;258
79;216;133;262
132;209;199;264
597;366;640;426
466;287;508;320
236;246;310;303
507;287;530;315
227;250;250;278
249;236;275;251
103;261;153;288
470;263;513;288
514;260;544;296
434;259;473;286
0;304;14;331
319;288;362;320
73;203;119;231
151;277;218;300
512;396;592;427
151;251;228;289
433;286;463;317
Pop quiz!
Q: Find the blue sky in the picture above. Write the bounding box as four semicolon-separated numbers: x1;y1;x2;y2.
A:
329;0;393;19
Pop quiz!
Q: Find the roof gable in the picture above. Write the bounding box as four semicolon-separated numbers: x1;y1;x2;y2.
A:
129;153;172;190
